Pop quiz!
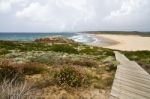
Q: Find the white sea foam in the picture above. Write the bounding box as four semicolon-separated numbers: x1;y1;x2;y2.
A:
69;33;100;44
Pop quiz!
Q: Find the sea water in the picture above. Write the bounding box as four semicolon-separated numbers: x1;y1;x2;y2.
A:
0;32;97;44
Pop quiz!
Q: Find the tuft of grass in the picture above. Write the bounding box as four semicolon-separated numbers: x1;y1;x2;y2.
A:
0;78;32;99
93;76;114;89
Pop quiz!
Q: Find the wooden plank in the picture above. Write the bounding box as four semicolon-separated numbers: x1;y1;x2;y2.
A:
116;71;150;79
114;79;150;93
109;51;150;99
117;67;147;74
109;95;119;99
115;73;150;83
113;84;150;98
111;87;149;99
115;77;150;89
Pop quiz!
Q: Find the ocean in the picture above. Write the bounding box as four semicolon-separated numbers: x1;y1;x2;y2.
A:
0;32;98;44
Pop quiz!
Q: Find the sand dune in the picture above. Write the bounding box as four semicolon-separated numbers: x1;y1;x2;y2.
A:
95;34;150;51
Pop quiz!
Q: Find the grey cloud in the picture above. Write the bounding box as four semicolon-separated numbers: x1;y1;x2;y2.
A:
0;0;150;32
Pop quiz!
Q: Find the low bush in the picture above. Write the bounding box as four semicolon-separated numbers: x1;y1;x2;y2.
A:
102;77;114;88
54;66;85;87
30;54;72;66
50;44;78;54
79;47;99;55
79;46;114;57
0;41;51;51
72;59;98;67
22;63;46;75
93;76;114;89
0;49;11;55
0;62;46;81
0;66;24;82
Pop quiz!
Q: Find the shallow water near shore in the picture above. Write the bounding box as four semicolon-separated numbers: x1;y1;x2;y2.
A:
0;32;98;44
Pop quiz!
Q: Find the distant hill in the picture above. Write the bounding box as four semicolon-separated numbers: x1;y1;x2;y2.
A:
82;31;150;36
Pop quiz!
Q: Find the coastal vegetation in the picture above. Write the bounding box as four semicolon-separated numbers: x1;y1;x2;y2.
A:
0;37;149;98
0;37;117;98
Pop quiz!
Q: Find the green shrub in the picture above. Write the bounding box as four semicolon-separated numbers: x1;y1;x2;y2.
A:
0;41;18;50
30;54;72;66
0;49;11;55
54;66;85;87
72;59;98;67
79;46;114;57
102;77;114;87
105;64;117;72
79;47;99;55
93;77;114;89
124;51;150;64
50;44;78;54
30;55;51;65
0;41;51;51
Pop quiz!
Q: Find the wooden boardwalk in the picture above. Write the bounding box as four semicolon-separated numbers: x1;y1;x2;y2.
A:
109;51;150;99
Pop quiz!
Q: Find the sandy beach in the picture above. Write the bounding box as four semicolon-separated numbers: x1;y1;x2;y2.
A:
93;34;150;51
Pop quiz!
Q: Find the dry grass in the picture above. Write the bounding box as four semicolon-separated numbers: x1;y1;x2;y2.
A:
0;77;33;99
0;60;46;82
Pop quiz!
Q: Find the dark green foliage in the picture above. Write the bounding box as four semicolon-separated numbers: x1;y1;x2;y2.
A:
0;49;11;55
54;66;85;87
0;40;115;56
30;55;51;65
105;64;117;72
124;51;150;63
0;41;51;51
72;59;98;67
50;44;78;54
124;51;150;74
102;76;114;87
101;48;114;56
0;41;79;54
79;46;99;55
79;46;114;56
0;41;18;50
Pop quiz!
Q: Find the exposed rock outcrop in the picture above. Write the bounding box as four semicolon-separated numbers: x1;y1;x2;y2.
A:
34;37;77;44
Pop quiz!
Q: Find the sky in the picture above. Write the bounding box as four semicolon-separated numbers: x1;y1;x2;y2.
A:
0;0;150;32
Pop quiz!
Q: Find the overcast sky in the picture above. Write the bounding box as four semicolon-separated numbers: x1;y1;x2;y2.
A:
0;0;150;32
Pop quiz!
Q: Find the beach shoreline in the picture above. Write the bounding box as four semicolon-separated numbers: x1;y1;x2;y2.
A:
89;33;150;51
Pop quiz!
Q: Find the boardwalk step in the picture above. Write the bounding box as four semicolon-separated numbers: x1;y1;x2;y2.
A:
109;51;150;99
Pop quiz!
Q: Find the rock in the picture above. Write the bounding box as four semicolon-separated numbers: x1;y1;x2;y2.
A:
34;37;76;44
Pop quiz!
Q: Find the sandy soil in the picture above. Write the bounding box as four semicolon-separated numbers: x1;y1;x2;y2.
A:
94;34;150;51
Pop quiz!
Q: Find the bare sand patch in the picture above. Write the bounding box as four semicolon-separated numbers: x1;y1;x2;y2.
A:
94;34;150;51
